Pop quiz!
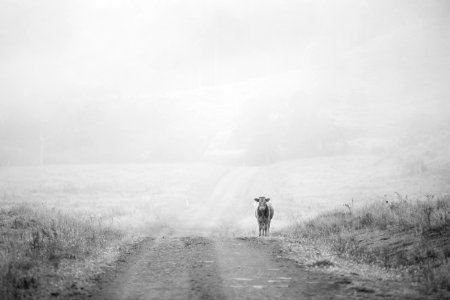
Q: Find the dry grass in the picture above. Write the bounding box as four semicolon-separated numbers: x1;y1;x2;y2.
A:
0;163;230;299
1;157;448;298
286;194;450;294
0;205;126;299
245;155;450;230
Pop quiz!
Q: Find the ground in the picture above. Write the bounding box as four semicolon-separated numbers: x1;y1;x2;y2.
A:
79;164;433;300
84;233;426;300
1;159;448;299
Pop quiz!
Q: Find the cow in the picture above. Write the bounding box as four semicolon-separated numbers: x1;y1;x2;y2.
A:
254;196;274;236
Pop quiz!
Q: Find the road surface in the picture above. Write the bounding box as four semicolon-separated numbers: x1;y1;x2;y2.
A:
88;235;423;300
84;168;423;299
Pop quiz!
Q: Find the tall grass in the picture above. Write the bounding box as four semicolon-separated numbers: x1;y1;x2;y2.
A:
0;205;125;299
288;194;450;293
0;163;231;299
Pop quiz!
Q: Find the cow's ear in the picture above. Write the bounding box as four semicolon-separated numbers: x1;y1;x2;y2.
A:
266;198;270;202
254;198;259;202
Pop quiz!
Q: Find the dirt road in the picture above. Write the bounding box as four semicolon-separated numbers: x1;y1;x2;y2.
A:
83;168;423;299
88;234;424;300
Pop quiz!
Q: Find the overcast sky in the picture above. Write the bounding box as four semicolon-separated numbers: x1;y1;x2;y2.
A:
1;0;449;102
0;0;449;164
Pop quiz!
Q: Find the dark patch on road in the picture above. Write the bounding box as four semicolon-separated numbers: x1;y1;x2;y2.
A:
350;286;376;293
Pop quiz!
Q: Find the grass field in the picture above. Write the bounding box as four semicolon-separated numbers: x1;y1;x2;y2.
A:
283;194;450;296
248;155;450;225
0;163;231;299
1;156;449;298
268;155;450;296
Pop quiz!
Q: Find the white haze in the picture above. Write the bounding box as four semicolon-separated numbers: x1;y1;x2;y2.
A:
1;0;450;165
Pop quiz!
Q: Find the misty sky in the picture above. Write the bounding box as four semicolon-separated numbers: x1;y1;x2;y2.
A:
1;0;449;164
1;0;449;99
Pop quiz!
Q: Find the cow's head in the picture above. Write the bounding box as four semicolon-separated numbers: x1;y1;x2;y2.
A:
254;196;270;211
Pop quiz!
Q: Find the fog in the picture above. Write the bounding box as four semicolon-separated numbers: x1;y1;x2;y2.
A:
1;0;450;166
